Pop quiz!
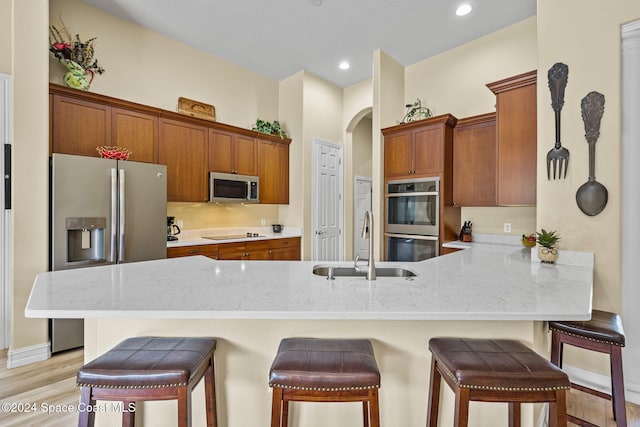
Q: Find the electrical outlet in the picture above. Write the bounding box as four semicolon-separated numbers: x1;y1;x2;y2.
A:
260;218;266;226
177;219;184;228
503;223;512;233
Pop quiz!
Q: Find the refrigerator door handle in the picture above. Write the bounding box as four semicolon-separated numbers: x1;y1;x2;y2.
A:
110;168;118;262
118;168;125;263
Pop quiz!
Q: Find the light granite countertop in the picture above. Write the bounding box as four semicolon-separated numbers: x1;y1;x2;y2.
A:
26;240;593;321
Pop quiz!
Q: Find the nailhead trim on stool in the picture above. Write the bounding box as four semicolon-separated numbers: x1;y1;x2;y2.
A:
426;337;570;427
76;336;217;427
549;310;627;427
269;338;381;427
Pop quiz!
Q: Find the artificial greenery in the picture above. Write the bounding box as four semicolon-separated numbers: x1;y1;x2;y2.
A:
252;119;287;138
536;229;560;249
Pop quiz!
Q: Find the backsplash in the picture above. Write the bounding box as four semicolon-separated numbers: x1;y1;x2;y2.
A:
461;206;536;236
167;202;280;230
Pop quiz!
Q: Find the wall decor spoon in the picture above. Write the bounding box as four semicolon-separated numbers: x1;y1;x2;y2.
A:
576;91;607;216
546;62;570;180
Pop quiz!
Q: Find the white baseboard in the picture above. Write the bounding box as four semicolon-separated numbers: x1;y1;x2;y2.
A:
564;363;640;405
6;342;50;368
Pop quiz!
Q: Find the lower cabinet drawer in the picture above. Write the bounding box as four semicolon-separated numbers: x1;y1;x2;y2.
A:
167;244;218;259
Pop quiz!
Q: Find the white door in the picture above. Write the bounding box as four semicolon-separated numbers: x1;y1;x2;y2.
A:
0;73;11;349
312;139;343;261
354;177;372;260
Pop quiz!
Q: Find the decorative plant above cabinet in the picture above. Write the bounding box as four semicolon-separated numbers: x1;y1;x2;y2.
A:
252;119;288;139
49;18;105;91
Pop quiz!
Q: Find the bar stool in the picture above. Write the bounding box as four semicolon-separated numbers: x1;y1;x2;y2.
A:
549;310;627;426
427;337;570;427
76;336;217;427
269;338;381;427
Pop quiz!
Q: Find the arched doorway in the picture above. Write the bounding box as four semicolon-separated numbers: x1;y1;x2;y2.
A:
345;108;373;260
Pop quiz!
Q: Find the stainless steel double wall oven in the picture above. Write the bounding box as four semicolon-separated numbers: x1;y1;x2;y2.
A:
385;176;439;261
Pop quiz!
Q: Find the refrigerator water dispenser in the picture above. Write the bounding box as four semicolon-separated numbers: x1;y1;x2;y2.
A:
66;217;106;263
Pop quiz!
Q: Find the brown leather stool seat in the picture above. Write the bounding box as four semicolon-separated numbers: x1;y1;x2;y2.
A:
427;337;570;427
269;338;381;427
76;336;217;427
549;310;627;426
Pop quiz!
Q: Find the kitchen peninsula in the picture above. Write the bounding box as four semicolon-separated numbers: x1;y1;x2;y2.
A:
26;242;593;427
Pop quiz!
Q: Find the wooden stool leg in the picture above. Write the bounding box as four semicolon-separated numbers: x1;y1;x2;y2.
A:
78;386;96;427
368;388;380;427
204;359;217;427
177;386;192;427
453;387;470;427
550;330;563;367
508;402;521;427
426;358;442;427
551;389;567;427
270;388;284;427
610;346;628;426
362;401;370;427
122;403;135;427
282;399;289;427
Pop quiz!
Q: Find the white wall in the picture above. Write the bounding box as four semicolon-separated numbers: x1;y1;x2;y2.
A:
10;0;50;359
49;0;279;127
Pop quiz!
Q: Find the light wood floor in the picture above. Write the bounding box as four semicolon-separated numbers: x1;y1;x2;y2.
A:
0;348;638;426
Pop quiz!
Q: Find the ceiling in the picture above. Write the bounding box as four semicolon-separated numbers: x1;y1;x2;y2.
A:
81;0;536;88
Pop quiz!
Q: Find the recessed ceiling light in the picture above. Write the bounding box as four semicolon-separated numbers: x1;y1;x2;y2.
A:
456;4;472;16
339;61;350;70
310;0;323;6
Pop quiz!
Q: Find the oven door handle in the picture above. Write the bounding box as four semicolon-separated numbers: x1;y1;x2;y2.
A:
384;233;439;241
385;192;439;197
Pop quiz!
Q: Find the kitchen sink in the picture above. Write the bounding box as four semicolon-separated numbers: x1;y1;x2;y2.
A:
312;265;417;279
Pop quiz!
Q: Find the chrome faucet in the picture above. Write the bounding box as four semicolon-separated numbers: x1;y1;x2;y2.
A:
355;210;376;280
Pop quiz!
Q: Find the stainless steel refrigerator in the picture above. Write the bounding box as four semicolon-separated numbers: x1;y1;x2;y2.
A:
50;153;167;353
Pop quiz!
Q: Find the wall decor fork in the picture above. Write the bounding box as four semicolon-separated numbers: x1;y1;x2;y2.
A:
546;62;570;179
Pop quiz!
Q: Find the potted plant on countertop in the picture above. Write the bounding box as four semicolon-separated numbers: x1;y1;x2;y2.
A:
536;229;560;263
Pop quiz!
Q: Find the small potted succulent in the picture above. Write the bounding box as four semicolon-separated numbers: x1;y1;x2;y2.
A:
536;229;560;263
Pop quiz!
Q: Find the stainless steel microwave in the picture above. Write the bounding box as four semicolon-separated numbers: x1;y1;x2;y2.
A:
209;172;259;203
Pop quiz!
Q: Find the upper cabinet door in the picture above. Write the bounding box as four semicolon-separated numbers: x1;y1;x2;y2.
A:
209;129;257;175
112;108;158;163
233;135;257;176
258;139;289;204
487;71;537;206
209;129;234;173
159;118;208;202
383;131;413;178
413;126;443;175
52;95;111;157
452;113;497;206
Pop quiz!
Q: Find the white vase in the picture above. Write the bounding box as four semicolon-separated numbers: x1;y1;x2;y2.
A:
538;246;558;263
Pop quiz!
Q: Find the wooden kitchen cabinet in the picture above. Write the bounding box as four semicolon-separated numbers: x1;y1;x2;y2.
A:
258;139;290;204
158;118;209;202
269;237;301;260
112;107;158;163
209;129;257;175
218;240;270;260
167;244;218;260
487;71;537;206
382;114;460;258
52;94;111;157
382;114;457;179
440;247;462;255
51;86;159;162
452;113;497;206
49;83;292;203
